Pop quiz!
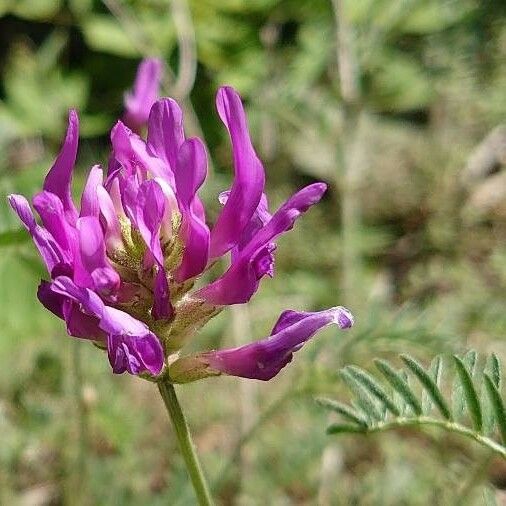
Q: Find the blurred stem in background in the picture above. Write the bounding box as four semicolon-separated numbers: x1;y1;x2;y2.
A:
319;1;363;504
101;0;210;169
157;381;214;506
66;341;89;506
230;304;258;503
211;385;304;496
168;0;197;102
456;452;495;505
332;0;362;308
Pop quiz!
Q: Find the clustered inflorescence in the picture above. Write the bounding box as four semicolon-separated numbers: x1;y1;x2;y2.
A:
8;59;353;383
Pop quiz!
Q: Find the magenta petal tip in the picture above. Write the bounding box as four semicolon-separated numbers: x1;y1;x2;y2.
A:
333;306;354;329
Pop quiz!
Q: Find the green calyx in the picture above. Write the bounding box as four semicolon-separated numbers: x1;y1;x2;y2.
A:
167;355;221;384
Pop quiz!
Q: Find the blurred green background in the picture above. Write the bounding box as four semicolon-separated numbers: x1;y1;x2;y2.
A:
0;0;505;504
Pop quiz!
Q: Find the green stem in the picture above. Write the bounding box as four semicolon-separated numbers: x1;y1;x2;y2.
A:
69;342;88;506
157;380;214;506
359;417;506;460
456;452;494;505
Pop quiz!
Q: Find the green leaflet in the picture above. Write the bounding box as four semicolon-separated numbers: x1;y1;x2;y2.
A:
339;368;384;423
482;354;503;435
453;355;482;432
452;350;478;420
374;358;422;416
318;352;506;461
488;354;502;389
315;398;368;427
344;365;400;416
483;374;506;445
401;354;451;420
420;355;444;415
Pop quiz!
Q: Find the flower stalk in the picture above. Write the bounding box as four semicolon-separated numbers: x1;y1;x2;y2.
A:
157;380;214;506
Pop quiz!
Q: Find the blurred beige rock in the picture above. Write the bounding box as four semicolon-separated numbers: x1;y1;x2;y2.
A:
462;125;506;184
463;171;506;221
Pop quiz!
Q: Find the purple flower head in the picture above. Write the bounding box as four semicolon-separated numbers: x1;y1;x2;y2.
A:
9;85;353;381
124;58;164;132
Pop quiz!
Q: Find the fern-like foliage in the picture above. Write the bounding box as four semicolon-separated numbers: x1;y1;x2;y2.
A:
317;352;506;459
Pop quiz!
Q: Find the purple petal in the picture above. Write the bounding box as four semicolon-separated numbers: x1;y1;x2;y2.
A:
119;175;141;226
135;180;172;319
153;176;179;240
38;280;65;319
232;192;271;264
152;268;171;321
80;165;103;218
97;185;123;251
111;120;169;180
63;302;107;341
106;154;122;180
204;307;354;381
209;87;265;259
197;183;327;305
147;98;184;184
101;306;164;375
51;276;164;376
242;183;327;257
51;275;105;316
116;177;173;320
219;191;271;253
176;138;208;202
39;280;106;340
32;190;76;257
8;194;37;230
192;197;206;221
8;194;69;274
108;334;135;374
75;216;120;296
107;332;163;375
173;138;210;282
107;177;127;219
124;58;163;132
135;180;166;265
43;110;79;224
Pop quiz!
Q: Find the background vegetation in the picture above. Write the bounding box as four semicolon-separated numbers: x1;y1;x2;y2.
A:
0;0;505;504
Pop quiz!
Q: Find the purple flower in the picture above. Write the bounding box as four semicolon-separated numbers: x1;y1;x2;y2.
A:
123;58;163;132
9;86;353;381
169;307;354;382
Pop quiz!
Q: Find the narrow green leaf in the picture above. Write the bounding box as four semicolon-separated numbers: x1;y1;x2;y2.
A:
392;370;410;416
399;371;414;417
483;354;502;435
421;355;443;415
452;350;478;419
464;350;478;372
453;355;482;432
326;423;368;435
345;366;400;416
488;354;502;389
340;369;383;423
315;398;369;427
484;373;506;444
401;354;451;420
374;359;422;416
